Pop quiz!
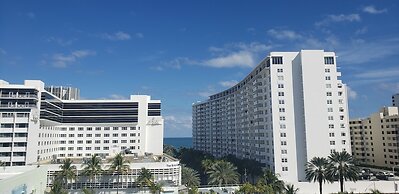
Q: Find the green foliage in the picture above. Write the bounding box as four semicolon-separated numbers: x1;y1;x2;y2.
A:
50;177;67;194
258;169;285;193
109;153;130;174
182;166;200;189
305;157;331;194
81;154;103;188
284;184;299;194
163;144;178;157
238;182;257;194
137;167;154;187
206;160;239;186
58;158;77;188
149;181;163;194
327;151;359;193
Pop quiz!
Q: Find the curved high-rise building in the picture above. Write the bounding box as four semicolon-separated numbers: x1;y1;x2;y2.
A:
192;50;351;182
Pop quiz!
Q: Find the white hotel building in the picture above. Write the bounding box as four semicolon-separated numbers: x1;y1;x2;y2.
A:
0;80;181;192
193;50;351;182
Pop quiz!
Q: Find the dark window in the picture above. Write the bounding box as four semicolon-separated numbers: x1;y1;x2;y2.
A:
272;57;283;64
324;57;334;64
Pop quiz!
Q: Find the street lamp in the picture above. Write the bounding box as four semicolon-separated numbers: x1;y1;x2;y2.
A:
393;164;399;194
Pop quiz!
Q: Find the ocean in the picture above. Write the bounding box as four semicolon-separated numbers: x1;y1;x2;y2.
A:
164;137;192;149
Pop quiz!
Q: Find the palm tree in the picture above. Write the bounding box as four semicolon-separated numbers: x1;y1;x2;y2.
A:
137;167;153;186
149;181;164;194
109;153;130;194
305;157;331;194
163;144;177;157
259;169;285;193
284;184;299;194
207;160;239;186
82;154;103;189
182;166;200;190
201;158;214;172
327;151;359;193
58;158;77;189
238;182;256;194
50;177;68;194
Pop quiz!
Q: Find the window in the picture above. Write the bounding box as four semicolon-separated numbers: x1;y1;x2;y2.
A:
278;76;284;80
272;56;283;64
113;134;118;137
112;140;118;143
77;147;83;150
86;134;92;137
326;84;332;88
95;134;101;137
103;147;109;150
78;127;84;131
95;147;100;150
341;132;346;136
330;141;335;145
122;133;127;137
280;124;286;129
329;124;334;129
327;100;332;104
104;127;110;131
325;68;330;73
113;127;118;130
328;108;333;112
342;140;346;145
86;147;92;150
86;140;92;144
327;92;332;96
78;134;83;137
281;141;287;146
95;127;101;131
278;92;284;96
69;134;74;137
122;127;127;130
277;68;283;73
329;133;335;137
280;116;286;121
121;140;127;143
326;76;331;80
69;127;75;131
104;140;109;143
278;84;284;88
279;108;285;112
77;140;83;144
281;150;287;154
282;158;288;163
87;127;92;131
104;134;110;137
279;100;285;104
280;133;286;137
282;167;288;171
328;116;334;120
324;57;334;64
68;140;74;144
95;140;101;144
130;140;136;143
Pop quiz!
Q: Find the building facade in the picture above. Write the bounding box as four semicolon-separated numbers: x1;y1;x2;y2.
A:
192;50;351;182
393;93;399;108
0;80;164;166
350;107;399;168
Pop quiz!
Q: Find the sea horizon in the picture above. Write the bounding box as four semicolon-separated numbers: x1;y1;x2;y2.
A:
164;137;192;149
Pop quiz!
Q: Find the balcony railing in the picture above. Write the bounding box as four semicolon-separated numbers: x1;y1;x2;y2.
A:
0;94;38;99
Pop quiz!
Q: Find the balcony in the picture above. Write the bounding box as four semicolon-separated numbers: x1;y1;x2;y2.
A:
0;156;11;162
0;147;12;152
0;137;13;142
0;94;38;99
12;156;26;161
0;104;37;109
13;147;27;152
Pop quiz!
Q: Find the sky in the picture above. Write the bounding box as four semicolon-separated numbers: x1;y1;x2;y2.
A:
1;1;399;137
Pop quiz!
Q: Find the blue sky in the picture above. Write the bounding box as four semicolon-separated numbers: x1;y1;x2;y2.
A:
1;1;398;137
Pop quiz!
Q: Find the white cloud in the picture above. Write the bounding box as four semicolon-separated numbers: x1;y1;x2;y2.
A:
355;27;368;35
267;29;302;40
201;42;272;68
101;31;131;41
46;37;76;46
346;86;358;100
355;68;399;79
219;80;238;88
316;14;361;26
363;5;387;14
164;115;192;137
52;49;96;68
108;94;128;100
203;51;255;68
378;82;399;93
135;33;144;38
338;38;399;65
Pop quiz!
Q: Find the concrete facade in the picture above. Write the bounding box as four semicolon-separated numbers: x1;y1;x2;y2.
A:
350;107;399;168
192;50;351;182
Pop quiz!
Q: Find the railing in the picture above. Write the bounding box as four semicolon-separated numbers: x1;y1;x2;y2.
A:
0;104;37;108
0;94;38;98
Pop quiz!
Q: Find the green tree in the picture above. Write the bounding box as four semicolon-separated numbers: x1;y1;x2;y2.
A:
163;144;178;157
207;160;239;186
137;167;154;188
327;151;359;193
109;153;130;194
259;169;284;193
149;181;164;194
182;166;200;189
58;158;77;189
238;182;256;194
82;188;95;194
50;177;68;194
305;157;331;194
284;184;299;194
82;154;103;189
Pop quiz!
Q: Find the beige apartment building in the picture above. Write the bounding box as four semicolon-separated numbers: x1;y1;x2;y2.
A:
350;107;399;168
